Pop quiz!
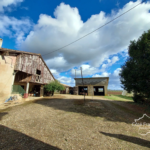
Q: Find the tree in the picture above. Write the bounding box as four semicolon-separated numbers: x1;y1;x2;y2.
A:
44;80;65;96
120;30;150;103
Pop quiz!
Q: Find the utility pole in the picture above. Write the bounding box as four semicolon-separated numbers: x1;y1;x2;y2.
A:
75;69;76;78
80;67;85;102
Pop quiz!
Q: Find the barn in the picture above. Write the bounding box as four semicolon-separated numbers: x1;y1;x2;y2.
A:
0;44;55;104
74;77;109;96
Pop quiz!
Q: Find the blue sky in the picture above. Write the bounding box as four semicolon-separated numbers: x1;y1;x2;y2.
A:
0;0;150;89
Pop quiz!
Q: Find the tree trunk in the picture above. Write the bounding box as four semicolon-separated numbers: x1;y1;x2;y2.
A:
51;91;54;96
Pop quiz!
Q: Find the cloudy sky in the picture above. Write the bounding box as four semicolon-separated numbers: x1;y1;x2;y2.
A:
0;0;150;89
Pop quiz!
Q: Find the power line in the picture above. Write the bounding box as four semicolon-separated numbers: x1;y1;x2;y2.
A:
42;0;146;57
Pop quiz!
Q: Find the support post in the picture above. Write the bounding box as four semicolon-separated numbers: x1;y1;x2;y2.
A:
12;72;16;86
104;85;107;96
26;82;29;94
11;71;16;93
40;85;44;97
24;82;29;98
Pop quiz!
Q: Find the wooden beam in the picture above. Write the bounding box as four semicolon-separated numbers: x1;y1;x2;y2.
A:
1;51;9;56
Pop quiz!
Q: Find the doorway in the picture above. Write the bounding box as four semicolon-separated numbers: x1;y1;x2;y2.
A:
78;86;88;95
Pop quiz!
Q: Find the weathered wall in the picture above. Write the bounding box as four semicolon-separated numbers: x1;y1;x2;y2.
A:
15;54;54;84
66;87;69;94
88;85;94;96
73;86;78;95
0;55;16;104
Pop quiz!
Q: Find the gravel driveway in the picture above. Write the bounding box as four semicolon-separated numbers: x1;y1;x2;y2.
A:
0;94;150;150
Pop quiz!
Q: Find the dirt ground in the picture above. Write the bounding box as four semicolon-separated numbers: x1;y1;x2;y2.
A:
0;94;150;150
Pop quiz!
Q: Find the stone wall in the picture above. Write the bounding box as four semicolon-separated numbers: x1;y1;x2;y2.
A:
73;86;78;95
88;85;94;96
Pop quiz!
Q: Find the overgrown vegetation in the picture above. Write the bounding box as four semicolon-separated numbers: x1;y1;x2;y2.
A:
120;30;150;103
44;80;65;96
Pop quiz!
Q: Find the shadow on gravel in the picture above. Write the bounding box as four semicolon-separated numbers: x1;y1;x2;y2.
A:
0;112;8;121
100;131;150;148
34;98;147;124
0;124;61;150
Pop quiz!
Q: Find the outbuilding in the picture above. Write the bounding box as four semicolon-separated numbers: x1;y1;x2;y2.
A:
74;77;109;96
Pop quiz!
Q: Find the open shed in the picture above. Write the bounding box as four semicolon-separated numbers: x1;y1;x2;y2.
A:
74;77;109;96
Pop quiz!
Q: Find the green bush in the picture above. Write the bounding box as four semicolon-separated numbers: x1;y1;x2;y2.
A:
44;80;65;96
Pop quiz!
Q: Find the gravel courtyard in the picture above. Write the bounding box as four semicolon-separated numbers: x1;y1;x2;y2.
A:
0;94;150;150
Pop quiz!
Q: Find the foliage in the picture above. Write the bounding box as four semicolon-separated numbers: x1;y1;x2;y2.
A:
44;80;65;96
132;94;144;104
120;30;150;102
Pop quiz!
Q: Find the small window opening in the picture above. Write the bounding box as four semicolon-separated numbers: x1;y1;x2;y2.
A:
36;69;41;75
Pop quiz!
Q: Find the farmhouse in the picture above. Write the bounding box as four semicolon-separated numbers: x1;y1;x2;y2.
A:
74;77;109;96
0;39;55;104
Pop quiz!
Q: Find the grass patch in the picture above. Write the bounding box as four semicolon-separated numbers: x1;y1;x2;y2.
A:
115;95;133;101
105;95;133;101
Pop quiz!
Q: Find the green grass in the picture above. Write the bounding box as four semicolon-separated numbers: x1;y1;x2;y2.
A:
105;95;133;101
115;95;133;100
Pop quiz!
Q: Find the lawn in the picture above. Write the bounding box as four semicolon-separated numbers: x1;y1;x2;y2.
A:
105;94;133;101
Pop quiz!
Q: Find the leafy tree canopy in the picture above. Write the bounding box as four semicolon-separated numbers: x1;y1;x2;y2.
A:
44;80;65;95
120;30;150;99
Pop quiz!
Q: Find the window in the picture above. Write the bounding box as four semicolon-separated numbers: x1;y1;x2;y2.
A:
36;69;41;75
36;69;41;82
98;88;103;92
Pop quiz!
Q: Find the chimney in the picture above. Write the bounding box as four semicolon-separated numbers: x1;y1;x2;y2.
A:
0;38;3;48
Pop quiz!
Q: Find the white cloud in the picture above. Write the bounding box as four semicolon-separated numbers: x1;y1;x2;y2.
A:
101;56;119;70
0;0;32;45
45;56;68;71
0;0;23;12
56;76;75;87
20;1;150;74
0;15;32;42
50;69;59;76
93;72;111;77
71;64;100;77
108;68;122;89
113;68;121;76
